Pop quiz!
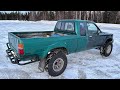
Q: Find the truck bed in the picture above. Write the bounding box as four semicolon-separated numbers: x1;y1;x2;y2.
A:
13;31;67;38
15;31;53;38
8;30;76;60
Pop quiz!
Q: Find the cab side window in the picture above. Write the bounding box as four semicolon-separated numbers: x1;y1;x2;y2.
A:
80;23;86;36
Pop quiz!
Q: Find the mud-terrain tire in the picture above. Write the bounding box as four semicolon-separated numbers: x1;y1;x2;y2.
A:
100;42;113;57
48;51;67;76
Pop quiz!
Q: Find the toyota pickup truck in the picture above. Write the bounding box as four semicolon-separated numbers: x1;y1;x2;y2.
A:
6;20;113;76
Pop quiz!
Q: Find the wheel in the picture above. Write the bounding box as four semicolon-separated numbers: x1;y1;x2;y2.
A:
100;42;113;57
48;51;67;76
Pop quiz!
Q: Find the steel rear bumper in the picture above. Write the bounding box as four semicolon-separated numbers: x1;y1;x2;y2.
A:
6;43;39;65
6;43;20;64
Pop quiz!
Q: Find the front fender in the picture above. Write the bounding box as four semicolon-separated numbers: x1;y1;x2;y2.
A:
40;42;67;59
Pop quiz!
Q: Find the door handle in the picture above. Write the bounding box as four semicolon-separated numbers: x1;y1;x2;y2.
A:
89;36;92;38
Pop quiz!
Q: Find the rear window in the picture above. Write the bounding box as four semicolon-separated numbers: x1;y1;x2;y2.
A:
64;22;74;31
55;22;62;30
55;21;75;32
61;22;65;30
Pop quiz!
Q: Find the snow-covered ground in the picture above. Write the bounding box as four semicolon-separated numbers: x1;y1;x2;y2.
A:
0;20;120;79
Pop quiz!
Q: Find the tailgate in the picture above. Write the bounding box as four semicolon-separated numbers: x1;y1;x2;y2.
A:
8;32;19;53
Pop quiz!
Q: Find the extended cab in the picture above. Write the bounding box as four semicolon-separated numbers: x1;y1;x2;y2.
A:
6;20;113;76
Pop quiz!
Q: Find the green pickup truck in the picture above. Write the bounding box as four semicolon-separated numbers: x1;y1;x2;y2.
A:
6;20;113;76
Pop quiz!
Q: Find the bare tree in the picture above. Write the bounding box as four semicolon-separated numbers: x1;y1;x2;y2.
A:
79;11;81;19
29;11;37;21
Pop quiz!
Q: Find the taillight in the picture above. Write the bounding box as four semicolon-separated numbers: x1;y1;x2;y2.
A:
18;49;24;55
18;43;24;55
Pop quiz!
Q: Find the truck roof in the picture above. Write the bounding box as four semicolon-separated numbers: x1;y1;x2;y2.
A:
58;19;94;23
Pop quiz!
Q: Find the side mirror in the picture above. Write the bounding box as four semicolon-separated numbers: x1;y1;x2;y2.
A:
92;32;97;34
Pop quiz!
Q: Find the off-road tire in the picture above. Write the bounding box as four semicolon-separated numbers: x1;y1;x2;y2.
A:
48;51;67;76
100;42;113;57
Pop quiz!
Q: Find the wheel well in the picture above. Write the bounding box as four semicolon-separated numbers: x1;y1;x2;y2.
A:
105;38;112;44
50;47;68;55
46;47;68;59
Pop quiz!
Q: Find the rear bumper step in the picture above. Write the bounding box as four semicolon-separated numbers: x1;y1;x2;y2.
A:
6;43;39;65
6;49;20;64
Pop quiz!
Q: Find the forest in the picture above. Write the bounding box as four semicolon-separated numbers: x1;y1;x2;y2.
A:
0;11;120;24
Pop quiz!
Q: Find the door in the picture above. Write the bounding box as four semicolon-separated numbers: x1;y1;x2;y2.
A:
86;22;99;49
77;22;88;52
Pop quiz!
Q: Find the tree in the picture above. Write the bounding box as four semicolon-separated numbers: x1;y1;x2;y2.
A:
29;11;37;21
109;11;119;23
103;11;107;23
49;11;55;20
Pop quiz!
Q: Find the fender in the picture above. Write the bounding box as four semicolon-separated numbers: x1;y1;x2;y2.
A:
104;36;113;45
40;41;67;59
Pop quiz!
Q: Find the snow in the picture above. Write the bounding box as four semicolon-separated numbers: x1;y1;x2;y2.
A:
0;20;120;79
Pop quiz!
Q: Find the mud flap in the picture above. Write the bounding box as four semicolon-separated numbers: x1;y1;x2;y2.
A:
100;47;104;55
38;59;46;72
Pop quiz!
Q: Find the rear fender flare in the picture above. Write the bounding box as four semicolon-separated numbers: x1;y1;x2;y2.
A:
40;42;67;59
